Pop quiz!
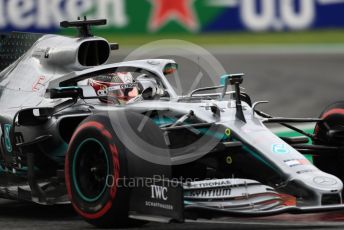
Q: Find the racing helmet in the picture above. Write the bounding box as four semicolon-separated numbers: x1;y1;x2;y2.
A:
89;72;139;104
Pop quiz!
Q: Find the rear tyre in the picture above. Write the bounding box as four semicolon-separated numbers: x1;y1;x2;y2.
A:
314;101;344;146
65;114;141;228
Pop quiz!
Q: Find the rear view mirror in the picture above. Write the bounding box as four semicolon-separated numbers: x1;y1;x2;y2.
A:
163;63;178;75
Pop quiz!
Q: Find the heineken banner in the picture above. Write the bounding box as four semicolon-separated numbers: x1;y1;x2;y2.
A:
1;0;344;33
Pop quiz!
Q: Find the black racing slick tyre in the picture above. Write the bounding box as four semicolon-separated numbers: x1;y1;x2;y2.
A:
314;101;344;146
65;114;138;228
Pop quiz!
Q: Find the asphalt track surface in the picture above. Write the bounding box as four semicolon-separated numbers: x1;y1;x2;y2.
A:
1;46;344;229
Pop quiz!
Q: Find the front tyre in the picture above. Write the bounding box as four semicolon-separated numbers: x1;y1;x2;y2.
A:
65;115;132;228
314;101;344;146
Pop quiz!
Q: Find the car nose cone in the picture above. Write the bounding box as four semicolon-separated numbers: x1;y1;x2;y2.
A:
313;176;338;186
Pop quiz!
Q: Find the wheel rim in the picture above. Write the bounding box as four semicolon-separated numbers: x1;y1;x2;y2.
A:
72;138;109;202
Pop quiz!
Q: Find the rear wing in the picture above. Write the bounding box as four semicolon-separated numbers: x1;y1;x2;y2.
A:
0;32;43;72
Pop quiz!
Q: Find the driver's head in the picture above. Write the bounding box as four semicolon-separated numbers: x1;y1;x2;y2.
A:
89;72;139;104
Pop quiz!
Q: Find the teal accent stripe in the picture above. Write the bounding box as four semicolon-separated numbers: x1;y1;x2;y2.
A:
242;145;277;172
153;117;229;141
199;128;228;141
232;137;281;175
50;142;68;157
184;200;193;205
4;124;12;153
152;117;176;126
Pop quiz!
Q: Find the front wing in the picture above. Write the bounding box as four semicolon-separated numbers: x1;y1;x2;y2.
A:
128;178;344;223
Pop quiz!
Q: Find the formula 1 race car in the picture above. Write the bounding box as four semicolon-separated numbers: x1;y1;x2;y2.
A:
1;18;344;228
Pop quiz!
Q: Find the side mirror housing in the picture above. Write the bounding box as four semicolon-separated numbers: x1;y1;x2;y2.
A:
48;87;83;99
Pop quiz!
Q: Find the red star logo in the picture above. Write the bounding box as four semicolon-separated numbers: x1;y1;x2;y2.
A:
147;0;199;32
